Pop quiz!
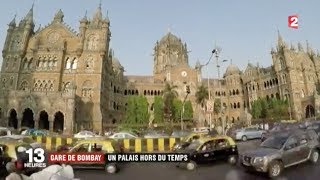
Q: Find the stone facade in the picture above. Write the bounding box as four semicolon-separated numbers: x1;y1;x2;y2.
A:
0;5;125;134
1;6;320;134
123;31;320;126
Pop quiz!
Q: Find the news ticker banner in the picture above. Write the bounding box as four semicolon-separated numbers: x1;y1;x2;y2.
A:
23;148;190;168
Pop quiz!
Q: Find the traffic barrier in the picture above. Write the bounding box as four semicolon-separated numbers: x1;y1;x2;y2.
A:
31;136;182;152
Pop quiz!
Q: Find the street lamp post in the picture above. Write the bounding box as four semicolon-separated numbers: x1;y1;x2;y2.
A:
181;85;190;130
198;51;215;129
212;47;228;135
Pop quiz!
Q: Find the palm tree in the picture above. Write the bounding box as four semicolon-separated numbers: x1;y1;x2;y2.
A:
195;84;209;126
195;84;209;108
162;82;178;123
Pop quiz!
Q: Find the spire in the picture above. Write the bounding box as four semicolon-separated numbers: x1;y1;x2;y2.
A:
277;30;285;47
53;9;64;23
297;42;304;52
80;10;88;23
104;10;110;23
290;43;296;51
93;1;103;22
24;3;34;25
9;14;16;27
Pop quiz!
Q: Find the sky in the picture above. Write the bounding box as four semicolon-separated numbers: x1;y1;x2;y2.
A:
0;0;319;78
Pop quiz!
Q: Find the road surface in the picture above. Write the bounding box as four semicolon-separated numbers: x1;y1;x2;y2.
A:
75;140;320;180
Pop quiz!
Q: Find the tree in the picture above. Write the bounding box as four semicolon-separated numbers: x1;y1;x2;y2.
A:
153;96;164;124
250;97;289;122
136;96;150;124
163;82;178;123
195;85;209;108
123;96;150;125
123;96;137;124
184;100;193;120
173;99;182;122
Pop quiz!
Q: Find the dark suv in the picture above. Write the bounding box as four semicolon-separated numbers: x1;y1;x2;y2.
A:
241;129;320;178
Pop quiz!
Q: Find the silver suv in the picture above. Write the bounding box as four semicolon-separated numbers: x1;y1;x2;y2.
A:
232;127;266;141
241;129;320;178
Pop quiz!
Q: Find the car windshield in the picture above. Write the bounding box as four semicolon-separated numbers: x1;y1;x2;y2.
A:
185;140;201;150
260;134;289;149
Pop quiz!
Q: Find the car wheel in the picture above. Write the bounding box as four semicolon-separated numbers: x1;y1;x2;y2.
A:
186;161;197;171
268;160;282;178
310;150;319;164
105;163;117;174
228;155;238;165
242;135;248;141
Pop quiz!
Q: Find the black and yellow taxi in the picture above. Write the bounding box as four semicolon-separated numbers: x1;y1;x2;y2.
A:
172;132;209;152
67;138;125;174
177;135;239;170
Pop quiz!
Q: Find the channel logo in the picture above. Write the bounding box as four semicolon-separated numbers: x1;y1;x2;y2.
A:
288;14;298;29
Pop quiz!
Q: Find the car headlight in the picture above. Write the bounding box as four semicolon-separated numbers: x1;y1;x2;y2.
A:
253;157;268;164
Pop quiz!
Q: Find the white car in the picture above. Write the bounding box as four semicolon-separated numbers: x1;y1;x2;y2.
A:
108;132;138;139
74;130;101;139
0;127;12;136
0;135;43;148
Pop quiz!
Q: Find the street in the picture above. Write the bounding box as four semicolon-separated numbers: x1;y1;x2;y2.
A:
74;140;320;180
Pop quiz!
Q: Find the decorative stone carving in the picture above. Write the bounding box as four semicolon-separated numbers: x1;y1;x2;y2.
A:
47;31;60;44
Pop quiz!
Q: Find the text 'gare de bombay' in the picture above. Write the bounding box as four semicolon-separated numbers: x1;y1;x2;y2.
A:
47;153;189;163
48;153;104;163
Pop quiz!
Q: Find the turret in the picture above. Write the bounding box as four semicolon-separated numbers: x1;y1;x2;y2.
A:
20;4;35;53
2;15;16;54
52;9;64;24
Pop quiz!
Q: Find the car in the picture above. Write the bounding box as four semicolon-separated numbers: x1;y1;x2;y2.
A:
21;129;48;136
176;135;239;170
261;123;302;142
241;129;320;178
0;135;43;149
172;132;208;152
232;126;266;141
67;139;125;174
74;130;101;139
0;127;12;137
191;127;210;133
108;132;138;139
307;122;320;138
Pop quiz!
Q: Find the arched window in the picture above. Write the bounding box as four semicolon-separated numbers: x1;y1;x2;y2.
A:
237;102;240;108
65;58;71;69
71;58;78;70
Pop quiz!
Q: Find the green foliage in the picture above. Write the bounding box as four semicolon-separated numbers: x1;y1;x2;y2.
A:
195;85;209;107
163;82;178;121
173;99;183;122
153;96;164;124
184;100;193;119
250;97;289;121
123;96;150;125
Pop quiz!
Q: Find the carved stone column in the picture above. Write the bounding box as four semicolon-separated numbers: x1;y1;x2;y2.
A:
49;116;54;132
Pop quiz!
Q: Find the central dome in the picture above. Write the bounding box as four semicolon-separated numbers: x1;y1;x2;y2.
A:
159;32;182;46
